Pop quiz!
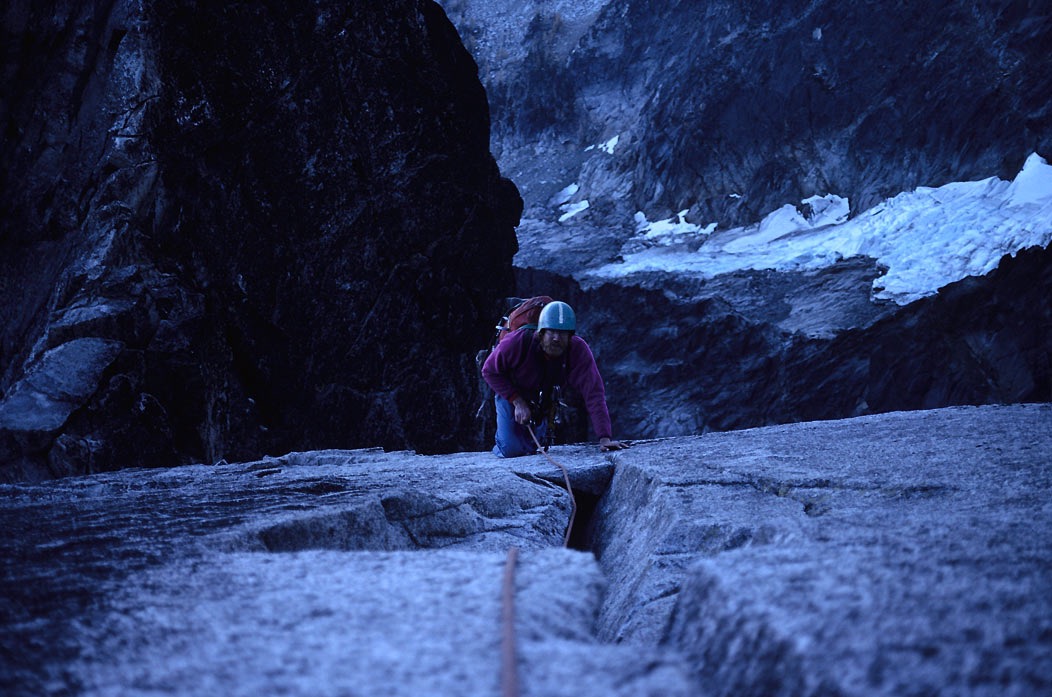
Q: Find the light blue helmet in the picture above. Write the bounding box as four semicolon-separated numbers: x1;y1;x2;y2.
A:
537;301;576;332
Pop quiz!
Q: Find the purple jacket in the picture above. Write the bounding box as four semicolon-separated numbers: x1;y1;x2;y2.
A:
482;329;612;440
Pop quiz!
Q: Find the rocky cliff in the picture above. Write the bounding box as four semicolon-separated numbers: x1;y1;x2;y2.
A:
443;0;1052;445
444;0;1051;233
0;1;522;481
2;1;1049;479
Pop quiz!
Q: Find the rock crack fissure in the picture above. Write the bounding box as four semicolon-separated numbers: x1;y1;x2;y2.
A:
588;405;1052;695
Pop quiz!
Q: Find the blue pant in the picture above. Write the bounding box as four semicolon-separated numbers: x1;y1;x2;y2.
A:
493;395;547;458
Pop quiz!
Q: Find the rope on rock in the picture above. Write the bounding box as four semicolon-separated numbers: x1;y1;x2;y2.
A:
500;428;576;696
501;546;520;697
526;423;577;548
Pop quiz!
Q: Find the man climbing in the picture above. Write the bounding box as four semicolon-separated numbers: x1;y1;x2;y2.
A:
482;300;629;457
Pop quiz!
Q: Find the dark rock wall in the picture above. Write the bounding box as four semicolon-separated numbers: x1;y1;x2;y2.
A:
519;243;1052;441
0;2;134;390
0;1;521;482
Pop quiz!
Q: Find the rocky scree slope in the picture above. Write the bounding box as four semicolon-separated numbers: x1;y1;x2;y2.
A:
0;1;522;482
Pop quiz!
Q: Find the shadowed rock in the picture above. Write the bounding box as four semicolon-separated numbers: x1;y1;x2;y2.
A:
0;0;521;482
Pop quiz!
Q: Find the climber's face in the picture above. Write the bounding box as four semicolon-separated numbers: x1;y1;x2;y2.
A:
539;329;572;358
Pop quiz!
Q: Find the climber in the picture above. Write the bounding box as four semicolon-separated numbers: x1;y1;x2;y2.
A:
481;300;629;457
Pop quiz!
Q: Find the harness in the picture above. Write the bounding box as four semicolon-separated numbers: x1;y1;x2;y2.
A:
520;333;570;448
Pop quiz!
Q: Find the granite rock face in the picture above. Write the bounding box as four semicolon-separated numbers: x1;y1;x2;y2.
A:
444;0;1051;232
595;403;1052;696
0;1;521;481
0;446;693;697
1;404;1048;695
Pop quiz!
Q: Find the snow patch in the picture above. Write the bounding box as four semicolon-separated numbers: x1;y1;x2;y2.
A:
1006;152;1052;206
550;182;580;207
585;135;620;154
551;182;589;222
559;200;590;222
636;210;715;245
588;155;1052;305
802;194;850;226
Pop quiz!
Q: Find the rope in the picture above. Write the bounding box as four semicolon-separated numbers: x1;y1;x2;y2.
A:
499;428;577;696
501;546;520;697
526;423;577;548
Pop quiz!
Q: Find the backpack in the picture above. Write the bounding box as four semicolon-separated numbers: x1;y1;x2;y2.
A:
474;296;553;417
495;295;552;344
475;296;551;372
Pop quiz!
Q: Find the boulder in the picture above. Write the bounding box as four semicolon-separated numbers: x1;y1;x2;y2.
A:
0;338;124;478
